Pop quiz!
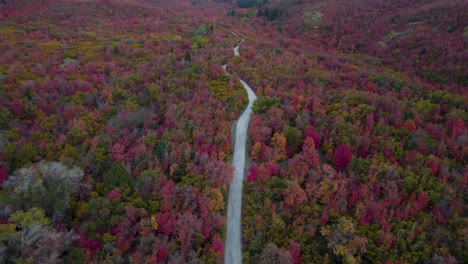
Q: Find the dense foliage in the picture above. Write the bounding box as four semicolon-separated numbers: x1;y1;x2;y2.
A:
0;0;466;263
234;0;466;263
0;0;245;262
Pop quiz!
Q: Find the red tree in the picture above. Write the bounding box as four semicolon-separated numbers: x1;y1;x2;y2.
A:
0;165;8;186
304;126;320;149
211;234;224;257
334;144;352;171
247;164;258;182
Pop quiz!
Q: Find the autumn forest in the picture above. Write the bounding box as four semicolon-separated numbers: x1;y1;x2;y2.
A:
0;0;466;263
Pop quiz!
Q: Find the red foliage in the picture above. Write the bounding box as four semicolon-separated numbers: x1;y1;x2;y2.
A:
247;164;258;182
114;207;147;253
156;212;176;236
250;115;272;143
334;144;352;171
157;244;168;262
78;231;102;252
131;252;141;262
360;210;372;226
413;191;430;212
264;162;279;176
451;119;465;139
0;0;465;262
159;179;176;212
319;209;329;225
211;234;224;257
328;195;339;214
286;241;302;264
107;188;122;200
304;127;320;149
110;142;126;162
9;99;25;116
283;181;307;209
0;165;8;187
302;137;320;168
348;189;359;208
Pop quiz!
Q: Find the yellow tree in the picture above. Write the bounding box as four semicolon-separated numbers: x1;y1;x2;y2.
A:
271;132;287;162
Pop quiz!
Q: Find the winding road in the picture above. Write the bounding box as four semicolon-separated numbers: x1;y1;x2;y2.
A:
223;39;257;264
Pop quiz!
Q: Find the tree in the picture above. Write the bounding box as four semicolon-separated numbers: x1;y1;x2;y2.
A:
271;132;287;162
282;180;307;209
334;144;352;171
5;142;38;171
265;107;285;132
260;243;293;264
9;207;50;228
3;162;85;221
204;187;224;212
2;207;76;263
321;216;368;264
304;126;320;149
250;115;272;144
286;241;301;264
104;162;133;190
302;137;320;168
283;125;302;155
247;163;259;182
252;96;281;114
211;234;224;257
0;165;7;186
114;206;147;253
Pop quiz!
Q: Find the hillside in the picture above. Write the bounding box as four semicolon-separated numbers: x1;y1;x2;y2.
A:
228;0;467;263
0;0;245;262
0;0;466;263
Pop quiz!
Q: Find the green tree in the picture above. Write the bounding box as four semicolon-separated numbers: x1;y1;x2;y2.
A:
4;142;38;171
252;96;281;114
104;162;133;190
282;125;302;154
9;207;50;228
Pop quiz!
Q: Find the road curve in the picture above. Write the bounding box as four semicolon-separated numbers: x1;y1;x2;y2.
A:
223;39;257;264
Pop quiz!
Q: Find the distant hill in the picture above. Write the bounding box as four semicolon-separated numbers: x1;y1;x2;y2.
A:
249;0;467;89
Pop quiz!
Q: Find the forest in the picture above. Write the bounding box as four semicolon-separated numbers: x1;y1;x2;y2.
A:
0;0;466;263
